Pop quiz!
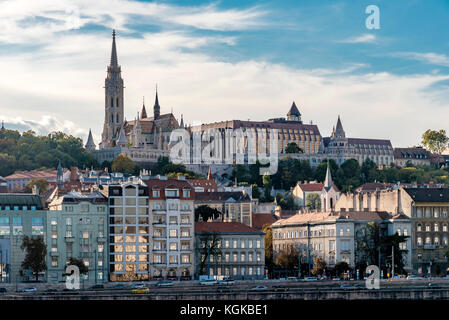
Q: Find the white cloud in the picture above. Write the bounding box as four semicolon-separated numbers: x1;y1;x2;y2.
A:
339;34;377;44
392;52;449;67
0;0;267;44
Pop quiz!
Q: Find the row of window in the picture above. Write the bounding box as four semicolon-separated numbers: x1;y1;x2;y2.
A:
414;208;449;218
202;239;262;249
416;223;449;232
206;252;262;263
0;206;37;211
209;266;263;277
416;236;449;246
0;217;44;236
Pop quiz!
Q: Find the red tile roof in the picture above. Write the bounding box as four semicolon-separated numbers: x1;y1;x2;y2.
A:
251;213;278;230
195;222;263;234
298;183;324;192
188;179;218;192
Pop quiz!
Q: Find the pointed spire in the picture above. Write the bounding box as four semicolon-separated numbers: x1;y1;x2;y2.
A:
85;128;96;151
1;120;4;130
324;160;333;189
287;101;301;117
117;125;127;147
334;115;345;138
179;114;184;128
141;96;147;119
110;29;118;67
154;84;160;119
207;167;212;180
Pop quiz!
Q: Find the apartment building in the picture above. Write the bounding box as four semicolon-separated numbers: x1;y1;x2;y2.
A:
47;191;108;283
0;194;47;282
103;180;150;281
195;222;265;280
147;177;195;280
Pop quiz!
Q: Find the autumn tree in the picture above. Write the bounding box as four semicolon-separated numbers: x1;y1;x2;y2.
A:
262;224;274;277
20;236;47;282
311;256;327;276
111;153;136;174
24;178;49;194
422;129;449;167
275;246;298;271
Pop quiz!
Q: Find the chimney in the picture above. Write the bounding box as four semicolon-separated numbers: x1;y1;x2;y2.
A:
397;188;402;214
375;188;380;211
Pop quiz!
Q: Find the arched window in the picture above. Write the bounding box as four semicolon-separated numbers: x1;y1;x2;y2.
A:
116;113;119;123
116;97;119;108
434;209;439;218
416;208;422;218
443;224;448;232
444;237;448;246
425;224;430;232
417;223;422;232
425;237;431;245
434;223;439;232
111;97;113;108
417;237;422;245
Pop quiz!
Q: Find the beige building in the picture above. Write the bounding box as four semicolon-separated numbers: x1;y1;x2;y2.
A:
272;210;412;273
394;147;432;167
335;187;449;274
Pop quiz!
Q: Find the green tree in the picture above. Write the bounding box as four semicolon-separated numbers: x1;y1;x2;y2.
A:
66;257;89;275
305;193;321;210
0;153;16;176
20;236;47;282
311;256;327;276
334;261;350;277
196;233;222;276
422;129;449;167
262;173;273;202
24;178;49;194
111;154;136;174
285;142;302;154
251;184;261;199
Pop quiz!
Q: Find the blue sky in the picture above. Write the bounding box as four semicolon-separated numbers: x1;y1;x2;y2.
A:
0;0;448;148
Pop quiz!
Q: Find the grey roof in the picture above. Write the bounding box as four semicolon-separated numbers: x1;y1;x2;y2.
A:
403;188;449;202
0;194;44;209
287;101;301;117
85;129;96;149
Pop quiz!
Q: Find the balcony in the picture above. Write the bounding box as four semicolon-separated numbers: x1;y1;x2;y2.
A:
65;236;74;242
152;209;166;214
424;244;437;250
152;221;166;225
97;236;106;242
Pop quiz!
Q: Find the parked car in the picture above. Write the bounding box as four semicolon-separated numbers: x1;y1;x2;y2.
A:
217;286;231;293
428;283;440;288
304;277;318;282
20;287;37;292
155;280;174;287
287;277;297;281
130;283;147;289
218;277;235;285
250;285;268;291
200;279;218;285
89;284;104;290
407;275;421;280
132;287;150;294
271;285;288;292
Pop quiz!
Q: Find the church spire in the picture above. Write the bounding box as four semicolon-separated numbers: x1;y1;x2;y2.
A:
324;160;333;189
179;114;184;128
110;29;118;67
141;96;147;119
85;128;96;151
332;115;345;139
154;85;160;119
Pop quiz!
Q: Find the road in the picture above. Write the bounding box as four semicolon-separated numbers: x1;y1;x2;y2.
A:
2;278;449;299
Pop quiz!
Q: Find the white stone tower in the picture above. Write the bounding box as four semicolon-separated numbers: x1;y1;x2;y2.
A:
100;29;124;149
